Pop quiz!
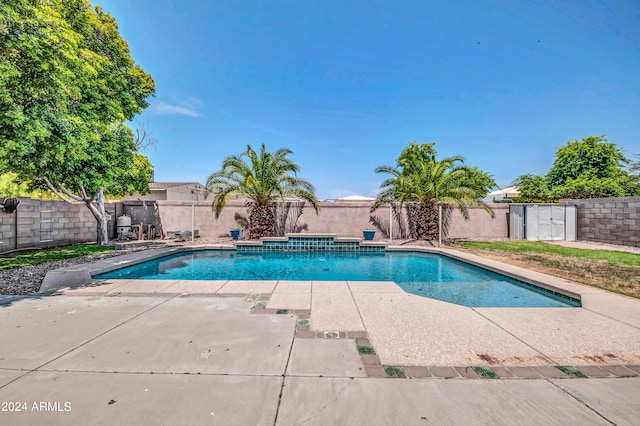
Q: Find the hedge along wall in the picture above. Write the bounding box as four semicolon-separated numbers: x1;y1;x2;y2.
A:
156;199;508;240
0;197;119;253
560;196;640;248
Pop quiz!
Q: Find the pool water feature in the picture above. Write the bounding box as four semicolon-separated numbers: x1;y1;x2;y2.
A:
96;250;580;308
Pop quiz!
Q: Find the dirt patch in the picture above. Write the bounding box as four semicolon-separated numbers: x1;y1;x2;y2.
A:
454;247;640;299
476;354;501;364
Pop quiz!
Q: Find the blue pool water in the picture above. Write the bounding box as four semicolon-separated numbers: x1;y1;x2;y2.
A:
96;250;580;308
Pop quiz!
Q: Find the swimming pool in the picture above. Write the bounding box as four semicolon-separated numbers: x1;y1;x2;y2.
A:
96;250;580;308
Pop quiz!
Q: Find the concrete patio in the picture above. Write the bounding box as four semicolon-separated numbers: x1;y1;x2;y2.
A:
1;247;639;424
1;293;639;425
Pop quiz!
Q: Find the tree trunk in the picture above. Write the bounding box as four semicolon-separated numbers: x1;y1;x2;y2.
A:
415;199;439;240
41;178;110;246
248;203;275;239
86;188;109;245
96;188;109;245
406;203;417;239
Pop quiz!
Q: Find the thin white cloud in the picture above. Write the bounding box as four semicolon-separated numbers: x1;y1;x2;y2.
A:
207;101;350;154
151;100;202;117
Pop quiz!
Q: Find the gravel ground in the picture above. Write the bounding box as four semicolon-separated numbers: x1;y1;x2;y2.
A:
0;237;236;296
0;244;158;296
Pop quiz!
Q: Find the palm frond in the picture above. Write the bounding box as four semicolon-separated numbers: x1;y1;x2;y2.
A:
372;142;494;238
206;144;319;223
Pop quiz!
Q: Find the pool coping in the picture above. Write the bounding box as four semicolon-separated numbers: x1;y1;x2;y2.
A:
40;244;592;304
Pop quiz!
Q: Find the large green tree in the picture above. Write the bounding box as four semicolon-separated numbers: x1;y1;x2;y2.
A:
0;172;49;198
515;136;638;202
206;144;320;239
631;154;640;173
372;142;495;240
0;0;154;244
629;154;640;186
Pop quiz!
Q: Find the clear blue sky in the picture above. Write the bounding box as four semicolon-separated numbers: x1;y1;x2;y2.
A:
100;0;640;200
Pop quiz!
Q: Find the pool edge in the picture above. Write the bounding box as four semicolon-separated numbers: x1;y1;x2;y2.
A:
40;244;596;306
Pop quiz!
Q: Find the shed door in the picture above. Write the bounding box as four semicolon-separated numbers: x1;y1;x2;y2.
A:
525;205;539;241
538;206;553;240
532;205;566;241
550;205;566;240
525;205;567;241
565;206;576;241
509;205;525;240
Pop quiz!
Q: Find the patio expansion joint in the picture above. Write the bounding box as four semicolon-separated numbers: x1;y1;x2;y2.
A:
0;369;34;392
288;376;356;424
29;369;285;378
469;307;557;366
345;281;368;343
547;378;617;425
20;297;172;378
272;314;296;426
581;306;640;332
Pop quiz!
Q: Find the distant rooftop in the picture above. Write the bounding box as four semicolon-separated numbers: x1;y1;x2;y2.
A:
336;195;376;202
487;186;520;199
149;182;205;189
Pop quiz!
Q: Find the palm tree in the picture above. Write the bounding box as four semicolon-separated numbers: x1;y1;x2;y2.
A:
206;144;320;239
372;142;494;240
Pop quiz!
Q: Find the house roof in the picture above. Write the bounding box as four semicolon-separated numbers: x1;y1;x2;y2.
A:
487;186;520;198
148;182;205;190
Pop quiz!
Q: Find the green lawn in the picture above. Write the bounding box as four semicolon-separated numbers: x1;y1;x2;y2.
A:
0;245;114;271
457;241;640;267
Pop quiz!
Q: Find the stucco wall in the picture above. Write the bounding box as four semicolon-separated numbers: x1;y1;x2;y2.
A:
560;197;640;247
446;204;508;239
299;202;381;238
156;200;250;238
156;200;508;240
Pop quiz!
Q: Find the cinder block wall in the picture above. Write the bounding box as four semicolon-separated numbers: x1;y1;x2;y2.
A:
0;197;118;253
561;197;640;248
0;204;16;251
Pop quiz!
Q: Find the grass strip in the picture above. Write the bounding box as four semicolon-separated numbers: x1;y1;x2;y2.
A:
458;241;640;267
0;244;114;271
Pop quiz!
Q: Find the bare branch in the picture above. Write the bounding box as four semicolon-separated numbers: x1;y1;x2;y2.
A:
134;120;157;151
84;199;102;220
38;177;84;204
59;184;85;202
